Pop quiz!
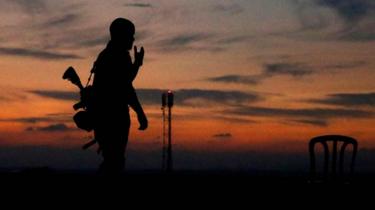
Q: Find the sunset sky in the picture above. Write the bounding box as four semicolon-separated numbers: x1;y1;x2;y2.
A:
0;0;374;171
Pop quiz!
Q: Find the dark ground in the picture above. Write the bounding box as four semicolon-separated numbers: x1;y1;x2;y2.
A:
2;167;375;185
0;168;371;206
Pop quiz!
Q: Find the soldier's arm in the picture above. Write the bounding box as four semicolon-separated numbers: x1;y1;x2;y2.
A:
129;64;140;82
128;86;148;130
129;46;144;82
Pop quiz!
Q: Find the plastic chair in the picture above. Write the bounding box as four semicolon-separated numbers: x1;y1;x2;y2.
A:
309;135;358;183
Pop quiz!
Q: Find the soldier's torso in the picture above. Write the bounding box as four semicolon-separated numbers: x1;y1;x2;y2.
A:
92;44;133;120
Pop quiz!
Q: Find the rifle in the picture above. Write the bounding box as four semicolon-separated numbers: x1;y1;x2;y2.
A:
63;66;94;111
63;66;98;150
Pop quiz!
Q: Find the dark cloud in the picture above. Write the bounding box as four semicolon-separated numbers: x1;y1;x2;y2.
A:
212;133;232;139
206;75;263;86
78;30;148;49
30;88;261;107
124;3;153;8
27;89;119;102
7;0;46;14
135;30;152;42
29;90;79;101
289;119;329;127
315;0;375;41
1;2;101;51
294;0;332;31
323;61;367;70
26;123;74;132
0;92;26;103
213;3;244;15
315;0;373;23
147;112;256;124
228;105;372;119
309;92;375;107
78;36;109;48
207;62;313;86
159;33;211;46
0;111;73;133
264;63;313;77
337;24;375;41
46;27;108;50
156;33;216;52
0;117;51;124
134;89;163;105
168;46;225;53
214;35;254;45
292;0;375;41
45;113;72;117
0;47;82;60
137;89;261;106
0;91;27;102
0;114;71;124
41;13;81;28
155;32;251;53
208;60;367;87
212;116;258;124
175;89;261;106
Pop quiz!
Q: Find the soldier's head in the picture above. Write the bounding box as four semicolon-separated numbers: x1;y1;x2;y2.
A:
110;18;135;50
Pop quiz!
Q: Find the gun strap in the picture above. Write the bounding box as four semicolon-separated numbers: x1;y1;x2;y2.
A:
85;72;93;87
85;62;96;87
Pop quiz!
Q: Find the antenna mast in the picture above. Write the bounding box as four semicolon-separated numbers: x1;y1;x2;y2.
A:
161;90;174;172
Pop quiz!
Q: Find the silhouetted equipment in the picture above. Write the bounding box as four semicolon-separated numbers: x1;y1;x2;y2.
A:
63;66;84;90
167;90;174;107
167;91;173;172
162;92;167;107
161;90;174;172
309;135;358;183
161;92;167;170
73;110;93;132
63;66;96;143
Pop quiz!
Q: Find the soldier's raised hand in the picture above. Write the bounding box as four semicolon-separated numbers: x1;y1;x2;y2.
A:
134;46;144;67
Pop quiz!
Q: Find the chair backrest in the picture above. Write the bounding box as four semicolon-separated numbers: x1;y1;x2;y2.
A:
309;135;358;181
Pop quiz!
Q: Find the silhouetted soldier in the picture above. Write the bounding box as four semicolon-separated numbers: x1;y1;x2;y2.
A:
92;18;148;175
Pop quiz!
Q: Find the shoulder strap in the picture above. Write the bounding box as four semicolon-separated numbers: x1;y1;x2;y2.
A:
85;56;100;87
86;46;108;87
85;64;95;87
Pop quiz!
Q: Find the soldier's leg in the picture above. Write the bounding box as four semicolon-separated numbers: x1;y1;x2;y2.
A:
109;121;130;173
96;128;129;175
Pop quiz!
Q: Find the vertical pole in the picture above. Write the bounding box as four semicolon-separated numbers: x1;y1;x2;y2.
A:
161;93;167;171
167;105;172;172
167;91;174;172
162;106;166;170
